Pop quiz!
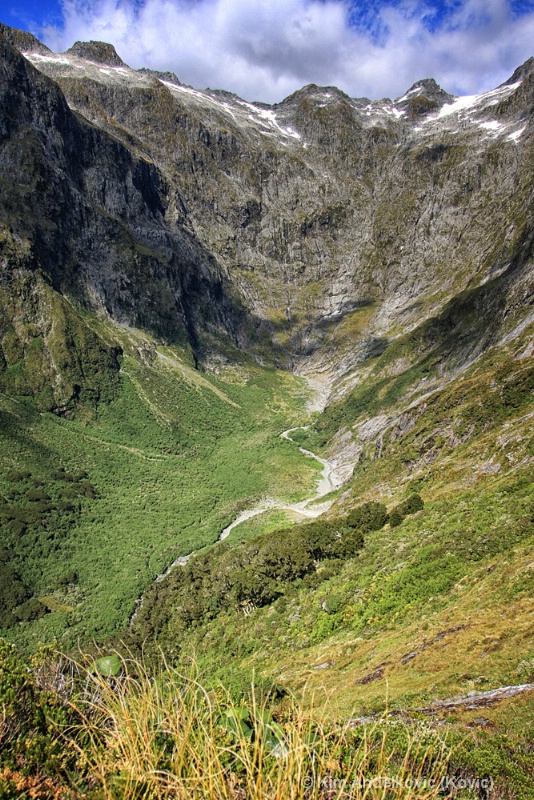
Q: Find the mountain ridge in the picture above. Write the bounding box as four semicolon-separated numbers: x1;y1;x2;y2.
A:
2;23;530;389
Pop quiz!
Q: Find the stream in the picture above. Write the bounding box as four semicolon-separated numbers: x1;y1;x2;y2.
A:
219;426;344;540
130;425;344;623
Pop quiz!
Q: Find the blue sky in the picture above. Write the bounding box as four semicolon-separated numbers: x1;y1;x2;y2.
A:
3;0;534;102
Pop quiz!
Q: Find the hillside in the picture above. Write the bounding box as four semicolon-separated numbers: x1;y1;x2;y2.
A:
0;21;533;798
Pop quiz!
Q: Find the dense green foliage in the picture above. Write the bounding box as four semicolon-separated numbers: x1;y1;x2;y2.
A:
129;498;433;649
0;255;531;797
0;337;320;650
0;271;122;413
131;513;368;642
346;501;389;532
0;640;78;797
0;468;95;627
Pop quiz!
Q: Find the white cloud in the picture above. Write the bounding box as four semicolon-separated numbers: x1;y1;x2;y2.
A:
39;0;534;103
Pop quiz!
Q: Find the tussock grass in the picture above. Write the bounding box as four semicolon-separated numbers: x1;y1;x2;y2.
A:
66;654;452;799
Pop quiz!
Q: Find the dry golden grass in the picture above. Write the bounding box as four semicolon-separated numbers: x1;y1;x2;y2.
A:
65;655;453;799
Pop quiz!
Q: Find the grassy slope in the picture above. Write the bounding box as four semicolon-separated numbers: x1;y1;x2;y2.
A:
0;325;320;652
1;299;532;795
147;324;533;795
154;324;534;691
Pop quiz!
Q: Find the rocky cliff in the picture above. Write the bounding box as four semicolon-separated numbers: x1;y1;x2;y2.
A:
0;22;532;408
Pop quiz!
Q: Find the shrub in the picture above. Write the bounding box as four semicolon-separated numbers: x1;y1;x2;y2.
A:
388;494;424;528
346;501;388;532
388;508;405;528
0;640;75;788
7;518;26;536
322;594;343;614
398;493;424;515
26;487;51;502
6;470;31;482
333;529;364;558
57;570;78;588
0;563;31;626
14;597;48;622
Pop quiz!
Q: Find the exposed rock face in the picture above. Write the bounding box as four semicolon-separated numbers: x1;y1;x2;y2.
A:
0;23;533;407
66;40;126;66
0;22;51;55
0;34;254;410
395;78;454;118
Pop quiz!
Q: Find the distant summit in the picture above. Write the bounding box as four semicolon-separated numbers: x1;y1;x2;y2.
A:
395;77;454;117
138;67;182;86
277;83;352;108
66;40;126;67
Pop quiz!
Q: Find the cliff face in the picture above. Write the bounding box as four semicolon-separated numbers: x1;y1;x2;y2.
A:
0;32;261;410
0;23;533;409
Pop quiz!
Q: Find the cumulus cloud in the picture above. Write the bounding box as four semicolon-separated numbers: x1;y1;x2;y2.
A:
39;0;534;102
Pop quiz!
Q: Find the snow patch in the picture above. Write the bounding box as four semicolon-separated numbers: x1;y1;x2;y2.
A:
422;81;522;125
479;120;505;134
161;81;232;115
237;100;302;139
160;81;301;141
395;86;423;104
24;52;77;67
507;126;526;143
435;94;479;119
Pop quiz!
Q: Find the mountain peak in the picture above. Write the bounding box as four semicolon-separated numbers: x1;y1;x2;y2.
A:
395;77;454;116
66;40;126;67
277;83;351;108
0;22;51;55
404;77;453;102
137;67;182;86
503;56;534;85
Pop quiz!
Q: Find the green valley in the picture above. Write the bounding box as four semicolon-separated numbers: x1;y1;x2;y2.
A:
0;325;321;651
0;21;533;799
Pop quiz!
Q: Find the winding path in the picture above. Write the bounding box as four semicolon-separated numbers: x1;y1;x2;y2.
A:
130;425;345;622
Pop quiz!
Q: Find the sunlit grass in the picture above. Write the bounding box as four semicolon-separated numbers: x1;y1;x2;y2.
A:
66;654;453;799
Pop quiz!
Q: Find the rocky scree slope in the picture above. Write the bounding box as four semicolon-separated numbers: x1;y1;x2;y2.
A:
0;22;533;409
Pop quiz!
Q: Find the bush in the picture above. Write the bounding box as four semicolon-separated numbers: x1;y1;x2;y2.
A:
0;563;31;626
388;494;424;528
8;518;27;536
322;594;343;614
388;508;405;528
346;502;388;532
57;570;78;588
6;470;31;482
0;640;76;794
398;493;424;515
333;529;364;558
14;597;48;622
26;487;51;502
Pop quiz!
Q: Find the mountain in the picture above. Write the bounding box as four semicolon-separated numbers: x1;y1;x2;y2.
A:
0;24;534;794
1;23;532;391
